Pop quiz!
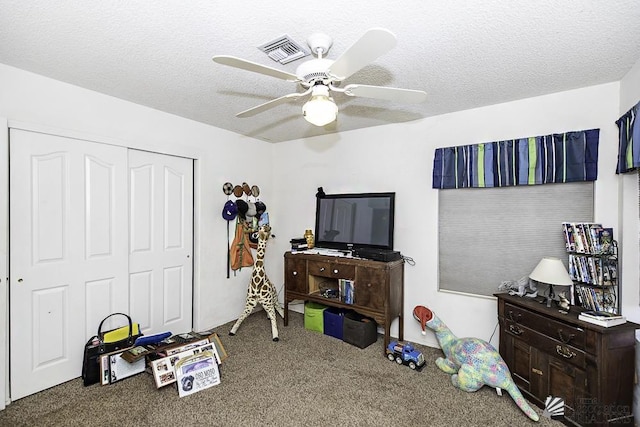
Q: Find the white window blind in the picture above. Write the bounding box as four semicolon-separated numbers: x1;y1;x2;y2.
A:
438;182;594;297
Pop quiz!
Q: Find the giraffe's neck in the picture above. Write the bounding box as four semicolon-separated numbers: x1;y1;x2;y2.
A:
256;242;266;261
251;239;267;289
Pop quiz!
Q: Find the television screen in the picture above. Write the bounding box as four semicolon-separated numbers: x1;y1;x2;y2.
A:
314;192;395;251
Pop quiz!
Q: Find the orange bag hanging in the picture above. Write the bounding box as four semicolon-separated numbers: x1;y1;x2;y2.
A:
230;219;254;271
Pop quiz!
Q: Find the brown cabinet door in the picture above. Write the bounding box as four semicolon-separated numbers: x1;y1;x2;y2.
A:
511;337;535;393
285;257;307;294
535;351;586;424
354;267;386;310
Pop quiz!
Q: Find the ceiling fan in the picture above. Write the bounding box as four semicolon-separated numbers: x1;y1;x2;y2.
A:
212;28;428;126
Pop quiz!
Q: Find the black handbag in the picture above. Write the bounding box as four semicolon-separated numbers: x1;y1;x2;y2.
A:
81;313;142;386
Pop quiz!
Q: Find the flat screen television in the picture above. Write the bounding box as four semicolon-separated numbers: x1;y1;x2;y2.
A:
314;191;395;251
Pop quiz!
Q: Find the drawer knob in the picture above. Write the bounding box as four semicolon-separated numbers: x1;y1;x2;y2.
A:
509;324;523;336
292;271;297;276
556;345;576;359
333;269;338;274
320;267;325;272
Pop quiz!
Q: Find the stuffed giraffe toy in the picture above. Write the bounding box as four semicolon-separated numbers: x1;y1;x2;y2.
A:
413;305;540;422
229;224;284;341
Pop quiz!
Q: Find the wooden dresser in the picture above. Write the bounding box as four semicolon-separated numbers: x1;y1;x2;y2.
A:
284;251;404;354
495;293;638;426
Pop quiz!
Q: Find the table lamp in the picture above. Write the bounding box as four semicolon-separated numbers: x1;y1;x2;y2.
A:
529;257;573;308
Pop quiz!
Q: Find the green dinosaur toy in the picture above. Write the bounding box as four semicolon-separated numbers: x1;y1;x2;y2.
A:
414;305;539;422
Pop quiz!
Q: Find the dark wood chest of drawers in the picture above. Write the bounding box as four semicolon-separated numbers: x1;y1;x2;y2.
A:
495;293;638;426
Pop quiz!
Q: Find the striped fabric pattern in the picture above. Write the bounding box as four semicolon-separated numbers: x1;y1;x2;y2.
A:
432;129;599;189
616;100;639;174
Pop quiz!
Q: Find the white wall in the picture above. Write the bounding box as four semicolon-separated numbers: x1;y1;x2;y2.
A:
619;57;640;322
620;57;640;112
617;59;640;423
271;82;633;349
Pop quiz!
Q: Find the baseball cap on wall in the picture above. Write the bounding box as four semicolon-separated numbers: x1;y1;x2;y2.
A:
246;201;257;219
222;200;238;221
235;199;248;219
255;201;266;216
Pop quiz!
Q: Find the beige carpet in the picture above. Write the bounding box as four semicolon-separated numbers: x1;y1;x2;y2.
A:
0;310;563;426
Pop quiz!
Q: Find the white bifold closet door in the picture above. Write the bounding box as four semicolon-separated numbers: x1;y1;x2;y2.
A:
128;149;193;337
9;129;193;400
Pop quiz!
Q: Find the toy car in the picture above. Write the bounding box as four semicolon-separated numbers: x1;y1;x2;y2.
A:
386;340;425;371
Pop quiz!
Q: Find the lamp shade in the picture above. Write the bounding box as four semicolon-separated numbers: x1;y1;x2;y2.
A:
302;85;338;126
529;257;573;286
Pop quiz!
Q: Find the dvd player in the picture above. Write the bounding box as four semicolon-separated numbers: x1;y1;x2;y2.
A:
353;248;402;262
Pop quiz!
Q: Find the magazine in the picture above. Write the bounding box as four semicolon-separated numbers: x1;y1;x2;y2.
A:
175;350;221;397
580;310;624;320
578;311;626;327
150;341;221;388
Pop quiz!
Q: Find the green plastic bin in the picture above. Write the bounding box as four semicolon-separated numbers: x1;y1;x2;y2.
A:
304;302;327;333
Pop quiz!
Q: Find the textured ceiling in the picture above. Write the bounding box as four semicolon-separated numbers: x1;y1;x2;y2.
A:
1;1;639;143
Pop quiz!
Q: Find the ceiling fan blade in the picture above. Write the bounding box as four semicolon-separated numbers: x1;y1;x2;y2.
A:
328;28;397;81
236;91;310;118
342;84;427;104
212;55;300;82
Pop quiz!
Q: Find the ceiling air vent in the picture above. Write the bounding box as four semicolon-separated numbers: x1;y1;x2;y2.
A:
258;34;310;64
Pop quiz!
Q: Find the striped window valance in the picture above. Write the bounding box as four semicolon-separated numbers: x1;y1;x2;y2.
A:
615;100;639;174
432;129;599;189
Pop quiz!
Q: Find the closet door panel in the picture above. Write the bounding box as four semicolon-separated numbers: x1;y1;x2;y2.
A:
9;129;128;400
128;149;193;335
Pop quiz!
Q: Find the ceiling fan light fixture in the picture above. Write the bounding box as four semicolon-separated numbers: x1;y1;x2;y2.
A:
302;85;338;126
215;29;427;127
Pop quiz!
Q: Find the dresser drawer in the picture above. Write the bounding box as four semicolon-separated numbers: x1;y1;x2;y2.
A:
504;303;585;351
504;320;586;369
307;260;355;279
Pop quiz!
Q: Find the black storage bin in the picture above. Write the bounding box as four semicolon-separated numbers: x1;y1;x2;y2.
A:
342;312;377;348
